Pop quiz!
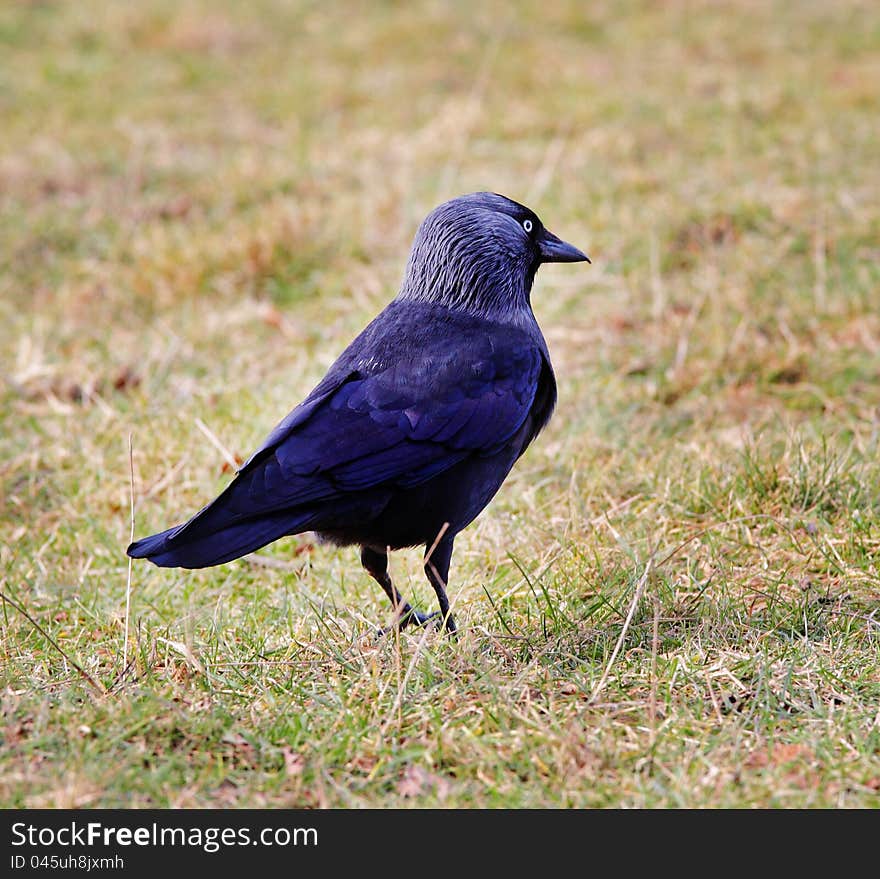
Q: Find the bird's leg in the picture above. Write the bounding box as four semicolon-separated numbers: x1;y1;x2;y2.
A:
424;536;457;635
360;545;436;631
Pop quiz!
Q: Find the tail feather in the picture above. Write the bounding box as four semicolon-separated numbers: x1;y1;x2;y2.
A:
126;466;313;569
127;510;316;569
127;525;183;560
126;461;391;569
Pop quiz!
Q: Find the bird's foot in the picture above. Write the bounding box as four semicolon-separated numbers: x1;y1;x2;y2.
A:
378;608;440;637
414;609;458;638
403;609;440;629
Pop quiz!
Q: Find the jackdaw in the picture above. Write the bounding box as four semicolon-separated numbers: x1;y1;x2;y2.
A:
127;192;589;634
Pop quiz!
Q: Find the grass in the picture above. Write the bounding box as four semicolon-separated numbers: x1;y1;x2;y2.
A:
2;0;879;807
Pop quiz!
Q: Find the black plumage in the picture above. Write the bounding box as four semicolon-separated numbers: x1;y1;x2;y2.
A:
128;192;589;633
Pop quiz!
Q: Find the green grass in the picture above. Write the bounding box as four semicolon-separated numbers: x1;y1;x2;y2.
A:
2;0;879;807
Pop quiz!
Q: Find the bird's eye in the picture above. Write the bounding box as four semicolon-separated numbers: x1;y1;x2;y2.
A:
522;219;533;233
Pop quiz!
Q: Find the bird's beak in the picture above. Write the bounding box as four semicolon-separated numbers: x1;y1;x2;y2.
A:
539;229;590;264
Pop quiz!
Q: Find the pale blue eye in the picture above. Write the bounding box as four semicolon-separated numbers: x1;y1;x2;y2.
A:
523;219;533;233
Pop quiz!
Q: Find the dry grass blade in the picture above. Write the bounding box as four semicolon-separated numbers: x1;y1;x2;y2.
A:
588;554;654;705
194;417;239;471
124;433;134;673
0;591;107;696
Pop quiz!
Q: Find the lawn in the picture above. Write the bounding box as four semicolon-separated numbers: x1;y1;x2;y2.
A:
1;0;878;807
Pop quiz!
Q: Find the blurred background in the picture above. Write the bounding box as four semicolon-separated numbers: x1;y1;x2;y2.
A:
1;0;878;807
3;0;877;425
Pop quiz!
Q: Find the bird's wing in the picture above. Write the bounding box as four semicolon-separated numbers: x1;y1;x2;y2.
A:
225;338;545;515
132;329;550;564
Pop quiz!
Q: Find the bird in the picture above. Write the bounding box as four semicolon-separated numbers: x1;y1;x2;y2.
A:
127;192;589;634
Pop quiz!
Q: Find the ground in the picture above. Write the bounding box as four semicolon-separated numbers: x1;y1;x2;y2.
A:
1;0;879;807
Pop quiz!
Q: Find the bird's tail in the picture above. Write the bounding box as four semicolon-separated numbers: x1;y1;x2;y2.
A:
126;516;298;568
127;480;316;569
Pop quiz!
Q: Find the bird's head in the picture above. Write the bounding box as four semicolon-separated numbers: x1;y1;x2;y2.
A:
398;192;589;316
